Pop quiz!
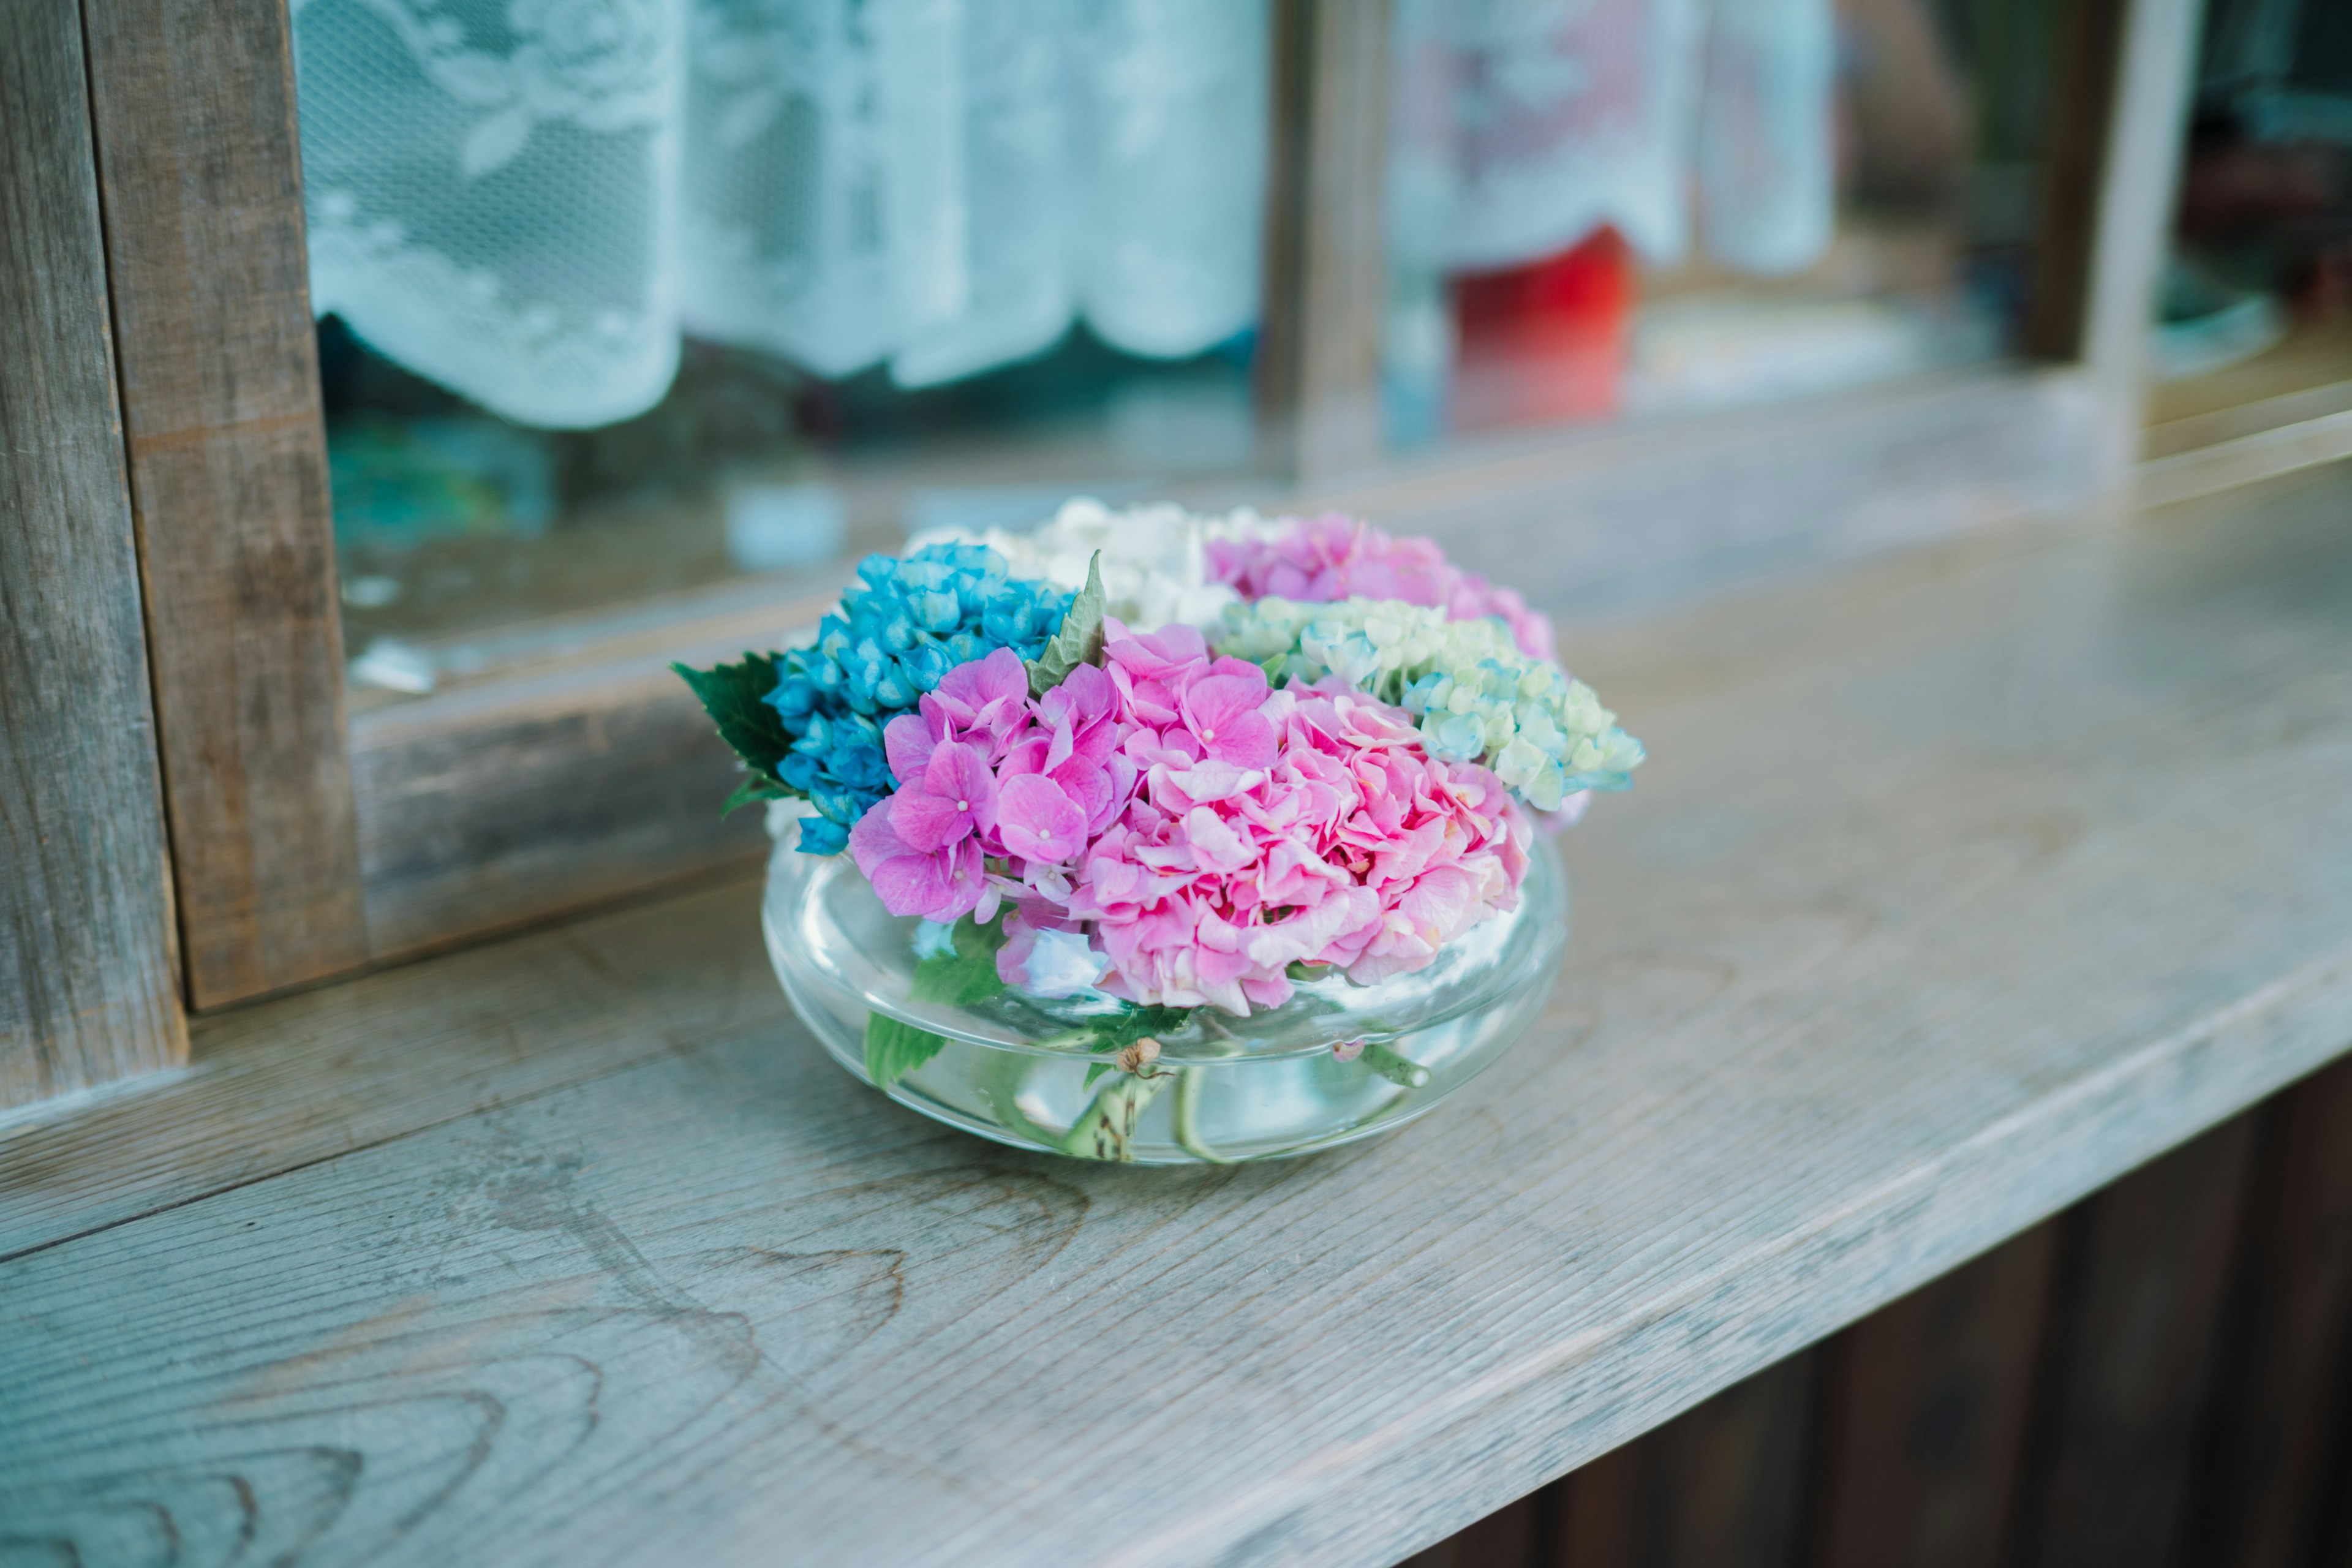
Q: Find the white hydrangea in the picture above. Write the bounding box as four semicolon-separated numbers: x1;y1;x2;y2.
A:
1217;596;1645;812
907;496;1268;633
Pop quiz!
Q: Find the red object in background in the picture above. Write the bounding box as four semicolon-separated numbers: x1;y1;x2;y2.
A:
1449;226;1634;429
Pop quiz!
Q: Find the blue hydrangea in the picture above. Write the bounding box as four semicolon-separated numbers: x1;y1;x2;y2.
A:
764;544;1072;854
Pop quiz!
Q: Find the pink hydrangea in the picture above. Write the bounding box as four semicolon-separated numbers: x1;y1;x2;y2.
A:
852;630;1532;1015
1052;622;1529;1013
1206;512;1557;663
848;649;1137;925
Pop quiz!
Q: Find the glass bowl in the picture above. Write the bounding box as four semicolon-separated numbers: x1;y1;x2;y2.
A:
761;820;1567;1164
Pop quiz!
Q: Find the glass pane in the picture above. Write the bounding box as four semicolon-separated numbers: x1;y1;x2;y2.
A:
1381;0;2069;447
2149;0;2352;443
291;0;1275;695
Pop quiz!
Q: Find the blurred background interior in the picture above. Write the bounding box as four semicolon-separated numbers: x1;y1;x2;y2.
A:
291;0;2350;696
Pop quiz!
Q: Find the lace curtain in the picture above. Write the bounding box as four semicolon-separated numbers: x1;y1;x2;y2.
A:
292;0;1269;428
1389;0;1835;276
293;0;1831;431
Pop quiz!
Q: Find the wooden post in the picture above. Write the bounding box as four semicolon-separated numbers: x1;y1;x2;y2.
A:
2182;1057;2352;1568
0;0;189;1105
80;0;370;1007
2010;1116;2256;1568
1552;1350;1820;1568
2079;0;2209;476
1257;0;1389;489
1813;1223;2061;1568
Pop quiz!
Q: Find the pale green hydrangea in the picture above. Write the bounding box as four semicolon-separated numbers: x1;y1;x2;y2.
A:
1216;596;1645;812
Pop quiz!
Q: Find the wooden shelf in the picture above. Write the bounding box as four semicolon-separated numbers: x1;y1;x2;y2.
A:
5;464;2352;1567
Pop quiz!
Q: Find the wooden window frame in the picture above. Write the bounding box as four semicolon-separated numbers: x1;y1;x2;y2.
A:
70;0;2255;1013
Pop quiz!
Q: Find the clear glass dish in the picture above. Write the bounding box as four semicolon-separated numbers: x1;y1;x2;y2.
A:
761;823;1567;1163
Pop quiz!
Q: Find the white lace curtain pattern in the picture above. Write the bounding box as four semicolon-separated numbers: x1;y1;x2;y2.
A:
293;0;1833;431
293;0;1270;428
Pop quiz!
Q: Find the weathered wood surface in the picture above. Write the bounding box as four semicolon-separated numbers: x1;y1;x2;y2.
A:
1257;0;1388;487
0;875;778;1262
1311;366;2101;623
0;0;187;1106
350;649;774;961
6;466;2352;1566
81;0;369;1006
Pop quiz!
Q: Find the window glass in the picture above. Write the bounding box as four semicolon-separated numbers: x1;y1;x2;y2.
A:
292;0;1274;693
1381;0;2068;445
2149;0;2352;442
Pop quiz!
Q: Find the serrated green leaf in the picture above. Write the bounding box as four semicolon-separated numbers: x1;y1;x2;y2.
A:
864;1012;950;1091
1082;1060;1110;1090
1025;551;1107;699
674;654;799;793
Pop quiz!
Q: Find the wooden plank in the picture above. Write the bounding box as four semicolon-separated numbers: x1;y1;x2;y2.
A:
2010;1115;2258;1568
1813;1221;2061;1568
0;0;187;1106
1554;1353;1819;1568
337;368;2103;960
2073;0;2209;470
1308;367;2103;624
1256;0;1389;486
350;659;769;962
80;0;369;1006
2020;0;2125;364
8;468;2352;1567
2180;1055;2352;1568
2136;410;2352;510
0;872;778;1263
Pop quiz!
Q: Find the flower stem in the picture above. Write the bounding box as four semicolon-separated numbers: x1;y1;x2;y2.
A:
1172;1066;1232;1164
1362;1041;1430;1089
1060;1069;1175;1161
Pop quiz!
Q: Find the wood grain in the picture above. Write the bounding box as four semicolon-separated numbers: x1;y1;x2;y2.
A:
0;0;187;1106
0;873;779;1263
2010;1117;2257;1568
80;0;369;1006
2183;1056;2352;1568
1813;1222;2060;1568
6;468;2352;1566
349;655;769;962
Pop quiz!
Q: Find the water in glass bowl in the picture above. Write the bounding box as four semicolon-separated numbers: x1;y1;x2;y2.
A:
761;820;1567;1163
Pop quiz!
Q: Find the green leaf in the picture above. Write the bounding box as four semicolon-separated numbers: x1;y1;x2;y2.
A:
864;1012;950;1091
721;777;791;818
1085;1005;1190;1051
864;916;1011;1092
674;654;799;792
1025;551;1107;699
1082;1061;1111;1090
910;916;1010;1008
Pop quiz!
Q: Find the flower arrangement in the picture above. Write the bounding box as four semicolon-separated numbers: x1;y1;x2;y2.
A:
682;502;1643;1152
